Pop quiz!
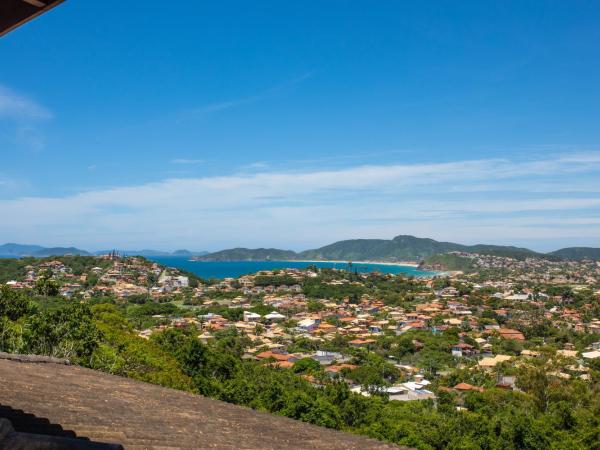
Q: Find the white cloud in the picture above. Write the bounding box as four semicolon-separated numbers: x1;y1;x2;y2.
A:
0;84;53;151
0;85;52;120
241;161;269;170
2;153;600;249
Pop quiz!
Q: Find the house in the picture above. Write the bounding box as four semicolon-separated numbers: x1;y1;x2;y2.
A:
582;350;600;360
453;382;484;393
297;318;318;332
325;364;358;375
312;350;348;365
496;375;517;390
243;311;261;322
256;351;298;364
498;328;525;341
557;349;578;359
264;312;286;322
60;283;83;297
368;324;383;334
273;360;295;369
451;343;476;358
504;293;531;301
387;378;436;402
478;355;512;370
348;338;376;348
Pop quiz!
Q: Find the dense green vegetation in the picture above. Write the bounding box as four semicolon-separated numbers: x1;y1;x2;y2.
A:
549;247;600;261
197;247;297;261
301;269;425;306
253;274;298;286
0;256;113;283
1;285;599;449
422;253;476;272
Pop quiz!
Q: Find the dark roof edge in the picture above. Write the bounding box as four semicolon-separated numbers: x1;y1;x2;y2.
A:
0;0;65;38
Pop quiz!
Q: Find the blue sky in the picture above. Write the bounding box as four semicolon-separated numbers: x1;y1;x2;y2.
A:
1;1;600;252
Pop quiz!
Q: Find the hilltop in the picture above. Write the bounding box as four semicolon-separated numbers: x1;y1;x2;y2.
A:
195;235;552;263
299;235;543;261
197;247;297;261
548;247;600;261
0;243;90;258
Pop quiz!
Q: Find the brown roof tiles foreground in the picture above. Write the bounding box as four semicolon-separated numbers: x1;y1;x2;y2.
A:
0;357;404;450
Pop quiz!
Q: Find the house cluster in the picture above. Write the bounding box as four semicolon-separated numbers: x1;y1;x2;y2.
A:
4;256;190;300
4;253;599;405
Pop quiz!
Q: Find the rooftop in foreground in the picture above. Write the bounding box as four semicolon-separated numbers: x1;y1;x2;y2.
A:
0;0;64;37
0;356;403;449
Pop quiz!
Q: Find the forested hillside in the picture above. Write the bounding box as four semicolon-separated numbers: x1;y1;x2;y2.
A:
198;235;545;262
549;247;600;261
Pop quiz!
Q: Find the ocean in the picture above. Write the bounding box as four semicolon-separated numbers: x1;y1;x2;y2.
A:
146;257;438;279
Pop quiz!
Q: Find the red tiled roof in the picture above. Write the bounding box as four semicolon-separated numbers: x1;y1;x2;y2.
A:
498;328;525;341
326;364;358;373
453;383;484;392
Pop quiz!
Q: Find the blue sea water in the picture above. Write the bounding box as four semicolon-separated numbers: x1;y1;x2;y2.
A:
147;257;438;279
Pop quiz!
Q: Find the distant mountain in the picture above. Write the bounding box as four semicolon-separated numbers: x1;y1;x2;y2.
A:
122;249;172;257
0;243;89;257
549;247;600;261
3;238;597;263
32;247;91;257
297;235;469;261
197;235;545;263
93;249;209;257
173;249;209;257
1;245;207;259
195;248;297;261
298;235;543;261
0;243;45;257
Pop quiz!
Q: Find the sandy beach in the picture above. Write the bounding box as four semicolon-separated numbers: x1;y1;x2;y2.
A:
287;259;421;268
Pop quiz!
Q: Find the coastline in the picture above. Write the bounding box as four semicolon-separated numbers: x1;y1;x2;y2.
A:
284;259;421;268
153;256;441;278
190;258;421;268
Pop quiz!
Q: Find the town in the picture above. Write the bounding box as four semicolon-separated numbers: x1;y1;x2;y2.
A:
2;252;599;417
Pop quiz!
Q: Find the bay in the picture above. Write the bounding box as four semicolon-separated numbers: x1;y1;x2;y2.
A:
147;256;438;279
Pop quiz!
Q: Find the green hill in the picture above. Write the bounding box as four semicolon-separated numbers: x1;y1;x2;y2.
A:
298;235;542;261
195;247;297;261
198;235;544;262
549;247;600;261
32;247;91;257
0;243;45;257
0;244;90;258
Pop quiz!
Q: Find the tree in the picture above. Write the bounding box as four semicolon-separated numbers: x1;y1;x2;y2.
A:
34;271;59;297
0;285;32;320
516;364;551;412
307;300;325;312
293;357;322;375
24;302;99;362
349;354;399;396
